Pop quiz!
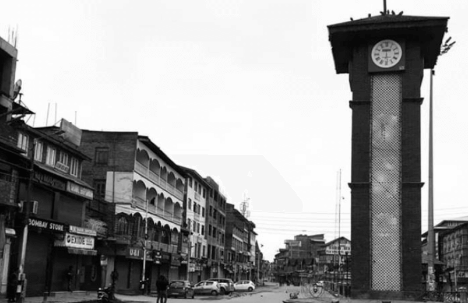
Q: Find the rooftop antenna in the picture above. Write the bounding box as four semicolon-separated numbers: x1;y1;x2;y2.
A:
13;79;22;101
240;194;250;218
383;0;387;14
46;103;50;126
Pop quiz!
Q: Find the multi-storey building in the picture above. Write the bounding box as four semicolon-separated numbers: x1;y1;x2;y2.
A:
225;203;258;281
16;122;96;297
79;130;186;293
317;236;351;292
180;166;210;283
204;177;226;278
0;35;32;297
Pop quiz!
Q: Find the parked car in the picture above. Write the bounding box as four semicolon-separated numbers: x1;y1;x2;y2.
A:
206;278;235;294
193;280;220;296
233;280;256;292
167;280;195;299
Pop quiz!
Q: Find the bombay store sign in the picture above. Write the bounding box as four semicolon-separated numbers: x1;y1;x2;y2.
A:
29;218;65;232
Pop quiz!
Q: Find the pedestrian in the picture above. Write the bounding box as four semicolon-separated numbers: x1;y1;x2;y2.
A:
66;266;74;292
156;275;169;303
7;270;18;302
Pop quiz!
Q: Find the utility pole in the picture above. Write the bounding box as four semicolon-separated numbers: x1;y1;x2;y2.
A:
141;199;149;294
257;245;261;283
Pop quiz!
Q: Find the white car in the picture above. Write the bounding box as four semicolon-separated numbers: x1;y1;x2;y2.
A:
234;280;256;292
193;280;220;296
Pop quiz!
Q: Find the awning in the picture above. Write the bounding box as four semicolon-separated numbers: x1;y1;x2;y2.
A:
68;248;97;256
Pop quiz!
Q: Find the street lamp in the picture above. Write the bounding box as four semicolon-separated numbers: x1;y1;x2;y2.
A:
427;37;455;292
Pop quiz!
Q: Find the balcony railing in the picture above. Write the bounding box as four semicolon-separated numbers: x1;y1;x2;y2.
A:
173;215;182;225
132;196;146;209
135;161;148;177
135;164;184;201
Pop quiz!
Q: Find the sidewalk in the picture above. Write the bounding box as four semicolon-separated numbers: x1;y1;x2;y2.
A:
0;291;156;303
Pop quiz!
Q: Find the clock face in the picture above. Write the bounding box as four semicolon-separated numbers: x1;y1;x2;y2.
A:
371;40;402;68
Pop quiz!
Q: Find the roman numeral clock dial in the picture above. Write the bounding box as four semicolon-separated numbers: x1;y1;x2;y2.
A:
372;39;402;68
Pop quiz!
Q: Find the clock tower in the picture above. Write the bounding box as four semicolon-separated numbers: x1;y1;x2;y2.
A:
328;13;448;299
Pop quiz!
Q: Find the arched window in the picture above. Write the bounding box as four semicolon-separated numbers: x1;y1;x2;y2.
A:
161;227;170;244
116;217;128;235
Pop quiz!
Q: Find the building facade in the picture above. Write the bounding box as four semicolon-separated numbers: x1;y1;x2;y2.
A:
180;166;210;283
204;177;226;279
79;131;186;293
225;203;253;281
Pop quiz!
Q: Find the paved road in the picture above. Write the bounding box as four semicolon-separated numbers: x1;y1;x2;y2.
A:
0;283;312;303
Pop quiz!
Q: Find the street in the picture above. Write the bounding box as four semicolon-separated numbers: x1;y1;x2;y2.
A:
114;283;305;303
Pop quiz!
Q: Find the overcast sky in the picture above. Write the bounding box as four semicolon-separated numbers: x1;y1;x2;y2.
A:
2;0;468;261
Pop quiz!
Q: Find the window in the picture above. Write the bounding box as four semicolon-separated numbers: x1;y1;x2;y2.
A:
198;184;201;194
193;202;197;213
94;179;106;199
197;223;200;233
95;147;109;165
34;140;43;162
46;146;56;166
58;151;69;165
214;209;217;220
209;206;212;216
202;207;205;217
189;178;192;187
202;245;206;257
17;133;28;151
116;217;128;235
203;188;206;198
193;221;196;232
187;219;191;231
213;227;217;239
201;225;205;235
70;157;80;177
195;181;198;191
188;198;192;210
208;225;212;236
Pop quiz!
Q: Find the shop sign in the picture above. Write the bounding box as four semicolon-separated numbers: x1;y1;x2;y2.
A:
153;250;162;264
69;225;97;236
100;255;108;266
189;263;196;272
29;218;65;233
56;232;94;249
33;171;66;191
84;218;107;238
171;254;181;266
67;182;93;199
127;247;144;259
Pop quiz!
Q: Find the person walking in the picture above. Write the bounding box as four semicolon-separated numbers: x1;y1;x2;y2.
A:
156;275;169;303
66;266;74;292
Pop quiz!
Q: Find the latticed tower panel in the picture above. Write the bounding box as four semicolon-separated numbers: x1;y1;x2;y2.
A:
370;74;402;291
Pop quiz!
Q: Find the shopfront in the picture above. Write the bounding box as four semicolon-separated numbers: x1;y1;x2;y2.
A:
25;217;67;296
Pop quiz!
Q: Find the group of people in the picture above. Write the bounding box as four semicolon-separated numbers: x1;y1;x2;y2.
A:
155;275;169;303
